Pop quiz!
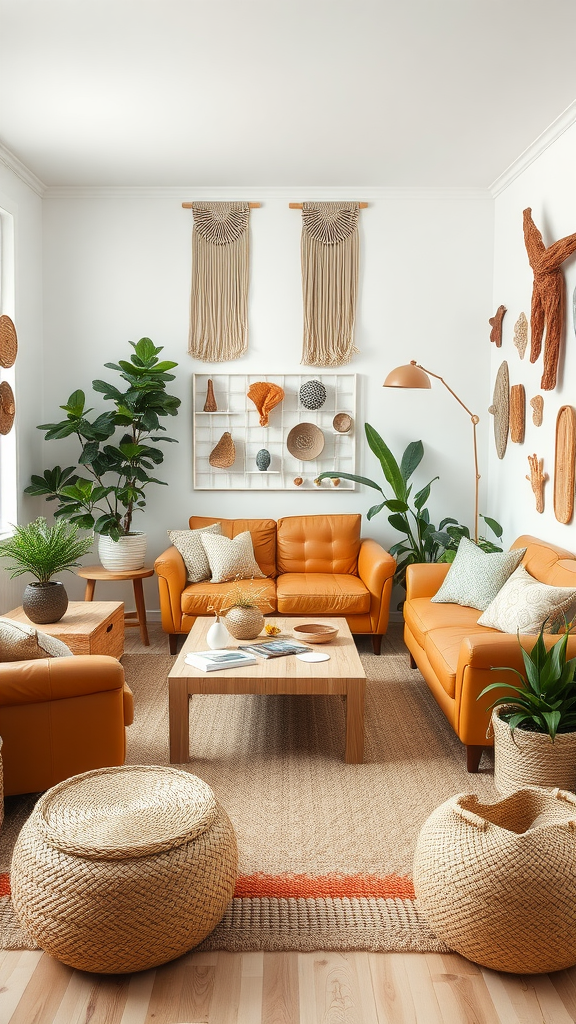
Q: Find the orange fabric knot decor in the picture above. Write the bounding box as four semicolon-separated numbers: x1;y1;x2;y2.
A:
247;382;284;426
523;208;576;391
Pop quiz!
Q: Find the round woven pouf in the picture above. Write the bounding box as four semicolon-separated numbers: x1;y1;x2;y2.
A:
11;765;238;973
413;787;576;973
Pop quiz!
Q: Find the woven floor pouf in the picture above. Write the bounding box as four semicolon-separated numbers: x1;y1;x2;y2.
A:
413;787;576;973
11;764;238;973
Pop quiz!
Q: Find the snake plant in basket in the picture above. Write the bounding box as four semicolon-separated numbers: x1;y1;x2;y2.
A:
478;619;576;794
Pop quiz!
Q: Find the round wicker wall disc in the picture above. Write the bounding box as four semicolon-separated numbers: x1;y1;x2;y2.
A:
488;360;509;460
0;381;15;435
0;316;18;368
286;422;325;461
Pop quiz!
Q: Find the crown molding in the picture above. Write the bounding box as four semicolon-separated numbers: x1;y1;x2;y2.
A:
490;99;576;198
42;183;492;201
0;142;46;197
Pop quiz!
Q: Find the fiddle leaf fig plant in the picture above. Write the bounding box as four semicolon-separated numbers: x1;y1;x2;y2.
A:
317;422;502;590
25;337;180;540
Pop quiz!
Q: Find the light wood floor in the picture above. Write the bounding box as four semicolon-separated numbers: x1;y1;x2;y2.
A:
5;624;576;1023
3;947;576;1023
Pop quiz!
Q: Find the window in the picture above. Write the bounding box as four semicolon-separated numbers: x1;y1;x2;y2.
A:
0;206;17;535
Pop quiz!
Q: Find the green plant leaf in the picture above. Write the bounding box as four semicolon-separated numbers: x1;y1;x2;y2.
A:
480;514;503;540
400;440;424;483
316;471;384;492
364;423;406;500
367;501;387;521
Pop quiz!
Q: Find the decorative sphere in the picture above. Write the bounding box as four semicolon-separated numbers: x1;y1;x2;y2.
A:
299;380;327;410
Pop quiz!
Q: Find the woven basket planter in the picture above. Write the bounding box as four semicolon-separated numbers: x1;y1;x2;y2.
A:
11;765;238;973
492;705;576;796
98;532;147;572
224;605;264;640
414;787;576;973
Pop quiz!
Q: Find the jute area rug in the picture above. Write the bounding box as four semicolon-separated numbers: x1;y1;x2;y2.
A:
0;625;498;953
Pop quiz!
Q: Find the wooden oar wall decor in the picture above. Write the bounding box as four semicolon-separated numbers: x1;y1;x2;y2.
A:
554;406;576;525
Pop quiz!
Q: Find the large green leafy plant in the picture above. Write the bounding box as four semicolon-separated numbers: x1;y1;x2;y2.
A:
478;620;576;740
318;423;502;589
0;517;93;584
25;338;180;540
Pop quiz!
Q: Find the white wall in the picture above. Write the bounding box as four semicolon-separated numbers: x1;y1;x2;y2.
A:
490;121;576;551
0;161;44;612
41;192;494;613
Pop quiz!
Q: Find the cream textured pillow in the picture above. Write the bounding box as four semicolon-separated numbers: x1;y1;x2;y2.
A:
0;618;74;661
478;565;576;634
168;522;222;583
431;537;526;612
200;530;266;584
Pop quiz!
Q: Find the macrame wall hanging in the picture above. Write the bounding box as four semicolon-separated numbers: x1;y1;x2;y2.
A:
188;202;250;362
300;201;360;367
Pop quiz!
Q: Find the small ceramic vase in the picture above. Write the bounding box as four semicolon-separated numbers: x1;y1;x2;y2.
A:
206;614;230;650
256;449;271;471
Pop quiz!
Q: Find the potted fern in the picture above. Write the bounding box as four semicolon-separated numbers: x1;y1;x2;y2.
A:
478;619;576;795
0;517;93;623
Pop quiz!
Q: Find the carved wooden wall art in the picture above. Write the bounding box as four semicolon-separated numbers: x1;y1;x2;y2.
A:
203;379;217;412
513;312;528;359
523;207;576;391
526;454;548;513
530;394;544;426
554;406;576;525
510;384;525;444
488;360;509;459
489;305;506;347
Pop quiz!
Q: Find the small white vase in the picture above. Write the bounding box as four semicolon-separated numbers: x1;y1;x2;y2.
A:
206;615;230;650
98;532;147;572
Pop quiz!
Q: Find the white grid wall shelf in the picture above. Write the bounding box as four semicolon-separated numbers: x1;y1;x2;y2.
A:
193;373;357;490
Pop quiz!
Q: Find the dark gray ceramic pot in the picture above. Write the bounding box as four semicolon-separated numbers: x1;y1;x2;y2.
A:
22;581;68;624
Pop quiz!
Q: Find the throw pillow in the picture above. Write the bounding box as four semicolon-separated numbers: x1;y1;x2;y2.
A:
0;618;74;661
478;565;576;634
168;522;222;583
431;537;526;612
200;530;266;584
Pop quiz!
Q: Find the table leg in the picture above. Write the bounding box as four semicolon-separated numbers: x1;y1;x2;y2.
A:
344;678;365;764
132;577;149;646
84;579;96;601
169;677;190;763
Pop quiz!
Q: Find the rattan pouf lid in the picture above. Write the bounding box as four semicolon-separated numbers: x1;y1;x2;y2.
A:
35;764;218;859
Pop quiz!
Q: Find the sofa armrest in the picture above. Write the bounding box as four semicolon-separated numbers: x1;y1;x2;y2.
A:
405;562;450;600
357;538;396;634
0;656;126;707
154;545;187;633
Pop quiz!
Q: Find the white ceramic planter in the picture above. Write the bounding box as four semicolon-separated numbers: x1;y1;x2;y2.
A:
98;532;147;572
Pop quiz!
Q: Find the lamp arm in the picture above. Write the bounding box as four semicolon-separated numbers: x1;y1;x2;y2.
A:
412;361;480;544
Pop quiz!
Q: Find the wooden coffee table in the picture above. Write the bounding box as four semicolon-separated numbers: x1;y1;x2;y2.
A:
168;616;366;764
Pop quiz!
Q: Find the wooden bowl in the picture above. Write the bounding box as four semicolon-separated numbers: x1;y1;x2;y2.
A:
293;623;339;644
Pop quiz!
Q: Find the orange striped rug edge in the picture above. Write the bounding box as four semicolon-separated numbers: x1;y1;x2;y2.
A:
233;872;415;900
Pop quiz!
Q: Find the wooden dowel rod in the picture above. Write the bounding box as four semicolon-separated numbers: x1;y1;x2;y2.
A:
289;202;368;209
182;202;261;209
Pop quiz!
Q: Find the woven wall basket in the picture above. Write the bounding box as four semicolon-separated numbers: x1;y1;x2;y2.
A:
414;787;576;973
492;705;576;796
11;765;238;973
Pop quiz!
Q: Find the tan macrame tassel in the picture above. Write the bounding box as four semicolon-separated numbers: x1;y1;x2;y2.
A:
188;202;250;361
301;202;360;367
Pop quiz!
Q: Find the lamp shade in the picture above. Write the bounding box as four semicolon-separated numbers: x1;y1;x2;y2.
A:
383;362;431;389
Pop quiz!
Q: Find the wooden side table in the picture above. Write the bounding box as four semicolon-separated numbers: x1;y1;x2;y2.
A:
77;566;154;647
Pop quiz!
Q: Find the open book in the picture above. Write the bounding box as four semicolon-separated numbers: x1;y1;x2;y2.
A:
184;649;257;672
239;639;311;658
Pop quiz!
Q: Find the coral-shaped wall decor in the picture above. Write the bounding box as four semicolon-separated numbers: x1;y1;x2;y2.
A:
489;305;506;347
526;454;548;514
523;208;576;390
513;312;528;359
530;395;544;426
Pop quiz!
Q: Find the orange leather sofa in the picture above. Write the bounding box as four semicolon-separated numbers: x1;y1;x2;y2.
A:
155;513;395;655
403;535;576;772
0;655;134;796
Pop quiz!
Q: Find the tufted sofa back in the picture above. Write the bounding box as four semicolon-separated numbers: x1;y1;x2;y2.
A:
276;514;361;575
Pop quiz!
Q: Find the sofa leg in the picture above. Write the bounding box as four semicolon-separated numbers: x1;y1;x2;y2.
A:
409;653;417;669
466;744;484;773
371;634;383;655
169;634;179;656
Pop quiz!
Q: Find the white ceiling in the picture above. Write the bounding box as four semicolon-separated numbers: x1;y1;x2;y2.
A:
1;0;576;189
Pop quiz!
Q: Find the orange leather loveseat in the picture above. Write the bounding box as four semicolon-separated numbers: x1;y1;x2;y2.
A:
403;535;576;772
0;655;134;796
155;513;395;655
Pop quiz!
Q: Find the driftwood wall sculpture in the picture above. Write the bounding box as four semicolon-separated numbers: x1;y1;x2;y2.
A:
526;454;547;514
513;312;528;359
488;361;509;460
554;406;576;525
489;305;506;347
523;208;576;391
510;385;525;444
530;394;544;426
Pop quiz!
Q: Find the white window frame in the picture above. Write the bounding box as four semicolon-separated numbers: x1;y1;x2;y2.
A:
0;205;17;536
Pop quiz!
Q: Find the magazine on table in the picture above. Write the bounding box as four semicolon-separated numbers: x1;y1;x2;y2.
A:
184;649;257;672
239;639;311;659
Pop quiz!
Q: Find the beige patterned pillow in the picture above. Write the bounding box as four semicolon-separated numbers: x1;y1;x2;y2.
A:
478;565;576;634
168;523;222;583
431;537;526;612
200;530;266;584
0;618;74;661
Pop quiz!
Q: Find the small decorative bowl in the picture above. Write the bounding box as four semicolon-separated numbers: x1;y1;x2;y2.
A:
293;623;339;644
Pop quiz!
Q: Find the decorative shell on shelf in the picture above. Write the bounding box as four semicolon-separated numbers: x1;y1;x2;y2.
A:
209;431;236;469
256;448;271;471
299;380;327;410
247;382;284;426
293;477;303;486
